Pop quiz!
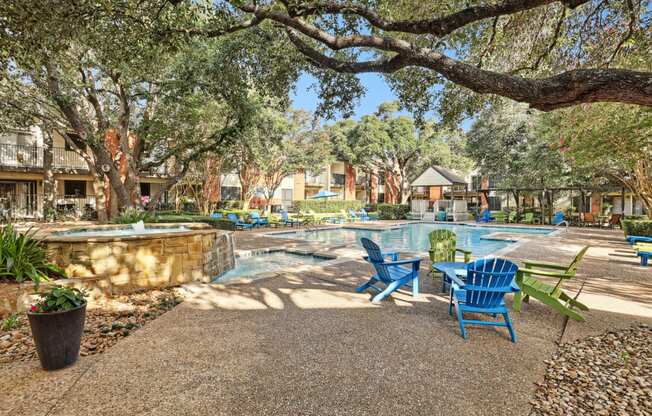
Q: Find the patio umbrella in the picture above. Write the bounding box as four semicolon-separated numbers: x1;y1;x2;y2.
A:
310;190;339;199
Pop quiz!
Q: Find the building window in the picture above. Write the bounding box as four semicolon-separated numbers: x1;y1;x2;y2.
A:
378;193;385;203
331;173;345;186
471;176;482;191
140;182;151;197
281;189;293;201
488;196;501;211
221;186;241;200
64;180;86;198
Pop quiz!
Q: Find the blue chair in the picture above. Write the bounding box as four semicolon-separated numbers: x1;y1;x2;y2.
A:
227;213;254;230
627;235;652;245
280;210;301;227
348;209;361;222
249;211;269;227
356;238;422;303
448;258;520;342
437;210;447;221
637;249;651;266
210;212;223;219
552;211;567;226
478;209;495;223
358;208;372;221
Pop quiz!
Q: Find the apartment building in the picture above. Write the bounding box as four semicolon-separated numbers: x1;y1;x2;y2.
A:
0;127;168;219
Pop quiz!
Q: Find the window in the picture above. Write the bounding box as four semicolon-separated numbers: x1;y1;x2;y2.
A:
140;182;151;197
488;196;501;211
64;133;84;151
281;189;293;201
64;180;86;197
331;173;345;186
471;176;482;191
221;186;241;200
378;193;385;203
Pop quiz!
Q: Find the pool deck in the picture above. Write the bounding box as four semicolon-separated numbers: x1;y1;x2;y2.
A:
2;221;651;415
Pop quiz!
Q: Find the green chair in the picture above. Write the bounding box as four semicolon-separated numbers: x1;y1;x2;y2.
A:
429;230;472;292
513;246;590;322
521;212;540;224
508;211;517;223
493;211;507;223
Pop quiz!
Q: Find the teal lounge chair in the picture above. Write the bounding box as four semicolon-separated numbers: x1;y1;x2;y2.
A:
227;213;254;230
356;237;421;303
249;211;269;227
449;258;520;342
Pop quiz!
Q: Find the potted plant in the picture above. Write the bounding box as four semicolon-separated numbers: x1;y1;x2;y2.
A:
27;286;86;370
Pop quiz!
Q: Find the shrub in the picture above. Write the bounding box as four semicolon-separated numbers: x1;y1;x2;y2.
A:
217;200;244;210
112;208;154;224
294;200;364;213
621;219;652;237
377;204;410;220
0;224;65;287
154;215;236;231
30;286;86;313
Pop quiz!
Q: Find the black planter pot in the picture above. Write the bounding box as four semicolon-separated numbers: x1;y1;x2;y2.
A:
27;303;86;371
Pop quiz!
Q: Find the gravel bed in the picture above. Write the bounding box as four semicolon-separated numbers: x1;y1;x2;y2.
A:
0;289;183;363
530;324;651;416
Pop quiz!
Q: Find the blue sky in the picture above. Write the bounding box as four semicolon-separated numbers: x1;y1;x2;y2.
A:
290;72;473;130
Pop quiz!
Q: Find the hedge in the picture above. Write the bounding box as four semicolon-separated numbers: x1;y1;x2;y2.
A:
154;214;236;231
377;204;410;220
621;219;652;237
293;200;364;213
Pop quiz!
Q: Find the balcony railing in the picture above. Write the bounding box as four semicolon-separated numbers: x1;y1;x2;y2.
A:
0;193;97;220
305;173;328;186
0;143;87;170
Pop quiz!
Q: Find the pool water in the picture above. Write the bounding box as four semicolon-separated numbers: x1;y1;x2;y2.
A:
215;251;328;282
274;223;552;257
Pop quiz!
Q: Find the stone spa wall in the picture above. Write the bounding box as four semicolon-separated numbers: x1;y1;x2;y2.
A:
0;224;235;314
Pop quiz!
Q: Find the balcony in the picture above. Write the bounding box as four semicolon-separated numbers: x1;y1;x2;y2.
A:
0;143;87;170
305;172;328;186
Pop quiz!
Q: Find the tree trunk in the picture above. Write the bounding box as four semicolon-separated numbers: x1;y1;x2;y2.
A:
42;131;55;222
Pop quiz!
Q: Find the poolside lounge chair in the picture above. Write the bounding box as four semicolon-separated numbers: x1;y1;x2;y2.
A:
581;213;597;227
493;211;506;223
507;211;517;223
348;209;362;222
513;246;590;322
429;230;471;293
521;212;539;224
359;208;377;221
227;213;254;230
449;258;520;342
605;213;622;229
249;211;269;227
281;210;301;227
436;210;447;221
357;237;422;303
551;211;568;226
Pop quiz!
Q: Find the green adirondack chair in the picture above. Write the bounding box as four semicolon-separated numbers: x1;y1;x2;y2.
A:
521;212;540;224
513;246;590;322
493;211;507;223
507;211;517;223
429;230;472;290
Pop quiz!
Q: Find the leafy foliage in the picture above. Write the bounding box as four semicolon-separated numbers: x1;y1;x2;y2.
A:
30;286;86;314
294;200;364;213
376;204;410;220
112;209;154;224
1;314;19;331
0;225;65;287
621;220;652;237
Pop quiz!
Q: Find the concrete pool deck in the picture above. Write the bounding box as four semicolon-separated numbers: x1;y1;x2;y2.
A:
2;222;651;415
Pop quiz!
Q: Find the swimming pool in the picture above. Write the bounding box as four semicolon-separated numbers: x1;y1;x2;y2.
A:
272;223;553;257
215;251;329;282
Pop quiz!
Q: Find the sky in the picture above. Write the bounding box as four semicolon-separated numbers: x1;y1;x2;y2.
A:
290;72;473;130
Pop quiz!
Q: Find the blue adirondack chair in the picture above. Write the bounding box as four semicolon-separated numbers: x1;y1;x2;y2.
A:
348;209;362;222
227;213;254;230
437;210;447;221
551;211;567;226
627;235;652;245
249;211;269;227
356;238;422;303
478;209;495;223
210;212;223;219
359;208;377;221
280;210;301;227
448;258;520;342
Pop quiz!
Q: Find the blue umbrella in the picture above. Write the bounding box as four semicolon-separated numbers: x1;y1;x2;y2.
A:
310;190;339;199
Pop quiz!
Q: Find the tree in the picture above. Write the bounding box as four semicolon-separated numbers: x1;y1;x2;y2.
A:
540;103;652;218
466;101;571;217
166;0;652;115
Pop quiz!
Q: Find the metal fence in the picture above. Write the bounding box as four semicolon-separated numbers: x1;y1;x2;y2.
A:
0;193;98;221
0;143;88;170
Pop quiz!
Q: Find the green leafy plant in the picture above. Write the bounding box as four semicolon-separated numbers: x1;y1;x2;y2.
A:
1;314;19;331
112;208;154;224
30;286;86;314
621;220;652;237
377;204;410;220
0;224;65;287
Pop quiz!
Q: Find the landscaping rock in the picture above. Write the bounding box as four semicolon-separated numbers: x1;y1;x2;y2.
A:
530;324;652;415
0;288;183;364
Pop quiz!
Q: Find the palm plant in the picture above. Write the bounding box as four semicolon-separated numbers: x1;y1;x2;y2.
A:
0;224;65;287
